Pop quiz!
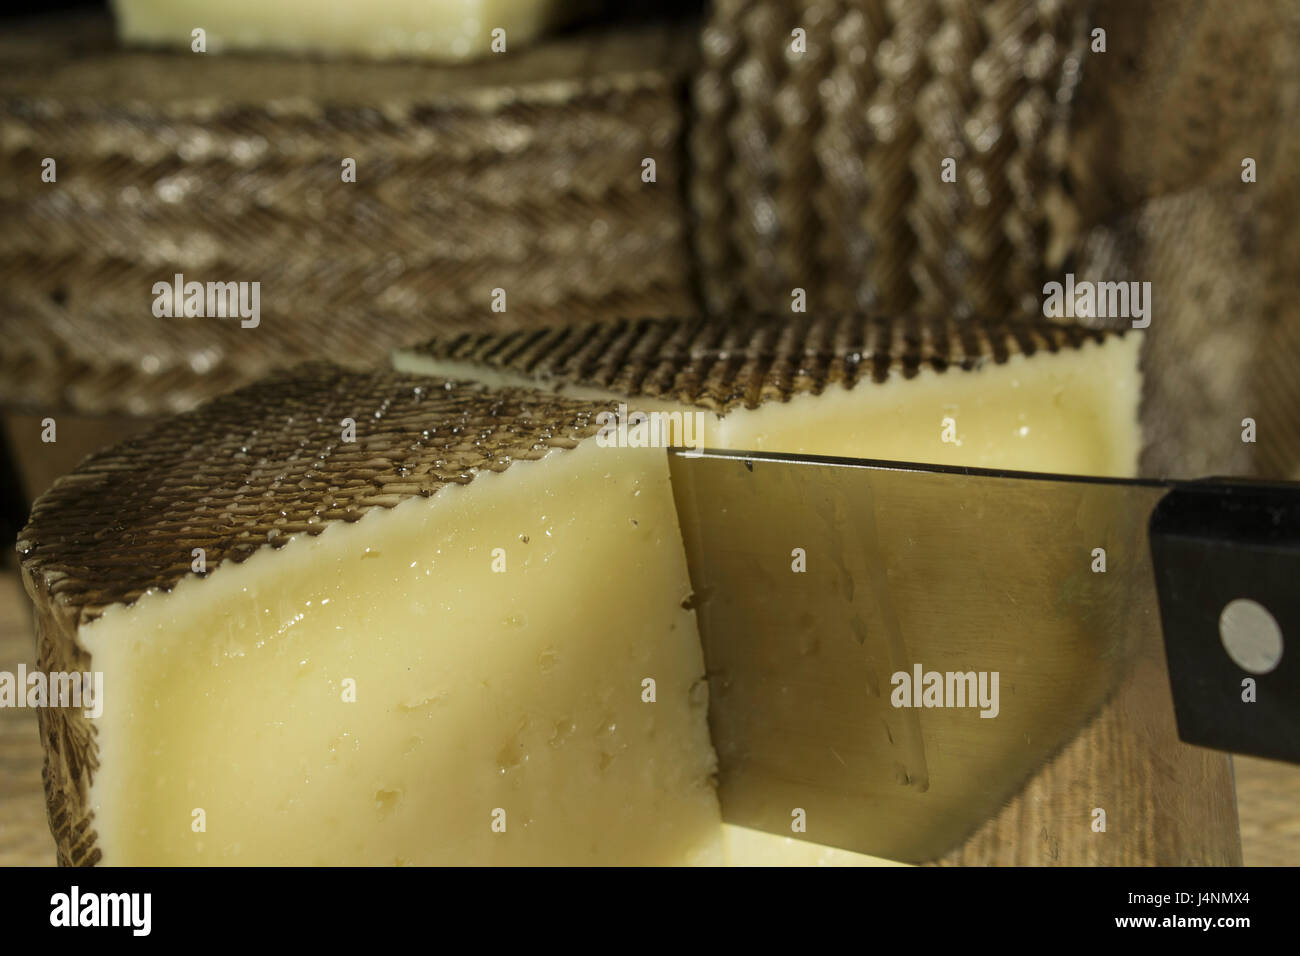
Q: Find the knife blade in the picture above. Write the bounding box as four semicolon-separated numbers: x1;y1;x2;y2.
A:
667;448;1298;862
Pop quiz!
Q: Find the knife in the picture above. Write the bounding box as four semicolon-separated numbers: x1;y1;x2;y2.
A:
667;448;1297;862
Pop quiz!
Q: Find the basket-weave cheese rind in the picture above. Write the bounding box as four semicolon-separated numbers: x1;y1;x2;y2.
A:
396;314;1115;413
18;365;613;629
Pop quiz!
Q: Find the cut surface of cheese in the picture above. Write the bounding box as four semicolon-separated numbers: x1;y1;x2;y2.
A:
112;0;578;62
22;317;1142;866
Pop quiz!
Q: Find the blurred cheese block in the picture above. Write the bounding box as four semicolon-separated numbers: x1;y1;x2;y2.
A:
112;0;583;61
0;13;695;419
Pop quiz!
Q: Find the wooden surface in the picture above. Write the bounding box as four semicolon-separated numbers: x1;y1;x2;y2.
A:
1;569;54;866
938;592;1243;866
1;565;1297;866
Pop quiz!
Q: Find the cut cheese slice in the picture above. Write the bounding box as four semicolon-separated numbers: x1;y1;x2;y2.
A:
21;316;1141;865
112;0;582;61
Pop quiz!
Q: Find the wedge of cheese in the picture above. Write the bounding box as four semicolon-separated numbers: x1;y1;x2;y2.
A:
395;315;1142;475
112;0;583;61
22;371;724;865
20;316;1141;865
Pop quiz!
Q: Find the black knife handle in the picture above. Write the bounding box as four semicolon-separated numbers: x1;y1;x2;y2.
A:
1149;479;1300;764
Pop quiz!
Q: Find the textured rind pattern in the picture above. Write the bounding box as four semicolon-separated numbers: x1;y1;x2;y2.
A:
404;314;1115;413
24;569;101;868
17;363;616;629
690;0;1087;318
0;15;697;416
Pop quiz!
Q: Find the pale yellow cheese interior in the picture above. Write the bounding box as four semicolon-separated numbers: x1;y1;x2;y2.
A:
112;0;571;61
722;826;907;867
79;335;1141;865
83;441;721;864
714;344;1140;475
